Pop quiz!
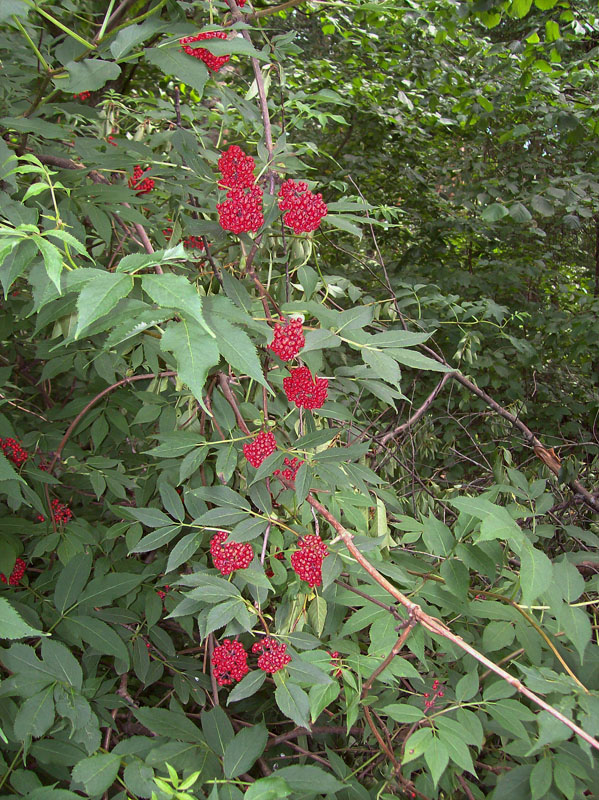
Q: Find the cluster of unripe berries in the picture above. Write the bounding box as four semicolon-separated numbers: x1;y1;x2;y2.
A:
128;165;154;195
290;534;329;587
216;146;264;234
212;634;290;686
210;531;253;575
0;558;26;586
0;437;29;467
423;679;444;711
278;179;328;234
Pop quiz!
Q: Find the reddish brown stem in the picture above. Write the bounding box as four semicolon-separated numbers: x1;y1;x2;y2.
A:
48;371;176;473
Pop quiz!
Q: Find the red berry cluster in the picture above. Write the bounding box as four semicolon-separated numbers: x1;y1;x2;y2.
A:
0;558;26;586
73;91;90;101
243;430;277;468
423;679;444;712
283;366;328;410
128;165;154;195
278;179;328;234
51;498;73;525
210;531;254;575
252;637;291;674
218;145;257;190
180;31;229;72
156;584;170;600
212;639;249;685
107;134;117;146
290;534;329;587
268;318;305;361
273;456;304;482
217;185;264;234
0;437;29;467
216;145;264;234
162;228;206;251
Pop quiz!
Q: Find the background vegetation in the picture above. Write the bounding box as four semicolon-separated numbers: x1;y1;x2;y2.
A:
1;0;599;798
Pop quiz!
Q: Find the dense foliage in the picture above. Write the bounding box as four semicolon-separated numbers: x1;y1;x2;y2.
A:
1;1;599;799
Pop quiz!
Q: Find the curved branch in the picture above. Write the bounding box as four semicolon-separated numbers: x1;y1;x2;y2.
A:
48;371;176;472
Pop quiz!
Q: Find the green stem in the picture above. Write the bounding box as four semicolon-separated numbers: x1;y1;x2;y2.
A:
12;15;51;71
96;0;117;42
100;0;168;42
0;745;24;792
21;0;96;49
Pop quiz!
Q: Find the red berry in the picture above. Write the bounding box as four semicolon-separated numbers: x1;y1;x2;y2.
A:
273;456;304;482
217;185;264;234
210;531;253;575
243;430;277;468
107;134;117;146
290;534;329;587
0;437;29;467
74;91;90;101
283;366;328;410
218;145;256;190
180;31;229;72
268;318;305;361
212;639;249;685
252;637;291;674
184;235;205;251
0;558;26;587
278;179;327;234
128;165;154;195
51;498;73;525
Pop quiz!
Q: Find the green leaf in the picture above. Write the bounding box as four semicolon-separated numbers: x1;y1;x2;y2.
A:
160;319;220;410
213;315;271;391
183;574;242;603
146;47;208;96
0;597;47;639
126;507;174;528
75;272;133;338
383;704;425;723
166;532;200;572
391;349;451;372
274;678;311;728
72;753;121;796
308;595;327;637
531;195;554;217
64;615;130;666
402;728;433;763
142;274;215;338
42;639;83;689
424;736;449;787
224;723;268;778
13;687;55;738
227;670;266;704
245;776;292;800
134;707;204;742
482;203;509;222
273;765;344;794
55;59;121;92
552;558;584;602
556;603;591;662
128;524;181;553
53;552;93;614
201;706;234;755
511;0;533;17
530;757;553;800
519;540;552;607
78;572;144;607
455;670;479;702
509;202;532;222
33;235;63;291
0;452;26;483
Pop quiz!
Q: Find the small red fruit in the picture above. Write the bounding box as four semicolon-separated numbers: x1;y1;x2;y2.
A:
210;531;253;575
243;430;277;468
290;534;329;587
278;179;327;234
212;639;249;685
268;318;305;361
180;31;229;72
283;366;328;410
252;637;291;674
